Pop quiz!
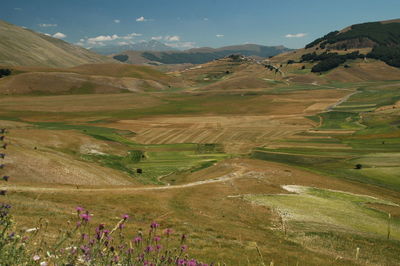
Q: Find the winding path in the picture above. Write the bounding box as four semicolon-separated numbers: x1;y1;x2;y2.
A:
0;165;247;193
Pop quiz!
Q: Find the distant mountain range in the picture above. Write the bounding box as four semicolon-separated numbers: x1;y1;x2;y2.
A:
111;44;292;65
90;40;176;55
0;20;115;68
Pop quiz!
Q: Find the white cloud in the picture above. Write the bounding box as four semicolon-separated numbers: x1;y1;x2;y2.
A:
151;36;163;41
52;32;66;39
79;33;142;47
88;34;119;44
121;33;142;40
114;19;120;23
166;41;196;49
164;35;180;42
39;23;57;27
285;33;307;38
216;34;224;38
117;41;131;46
136;16;149;22
203;18;209;21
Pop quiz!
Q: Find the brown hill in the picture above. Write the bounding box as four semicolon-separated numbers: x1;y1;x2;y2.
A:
0;20;115;68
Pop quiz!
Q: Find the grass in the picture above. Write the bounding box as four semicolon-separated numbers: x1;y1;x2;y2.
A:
245;185;400;239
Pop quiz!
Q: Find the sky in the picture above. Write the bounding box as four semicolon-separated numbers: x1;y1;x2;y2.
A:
1;0;400;50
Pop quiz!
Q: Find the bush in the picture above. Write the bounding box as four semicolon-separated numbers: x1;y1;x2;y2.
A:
311;56;346;72
113;55;129;62
0;69;11;78
368;45;400;68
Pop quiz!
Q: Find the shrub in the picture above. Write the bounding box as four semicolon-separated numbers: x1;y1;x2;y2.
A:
311;56;346;72
0;69;11;78
113;55;129;62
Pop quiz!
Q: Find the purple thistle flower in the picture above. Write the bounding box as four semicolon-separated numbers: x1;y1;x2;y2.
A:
153;236;161;242
181;245;188;252
133;236;142;245
113;255;119;263
122;214;129;220
76;221;82;228
76;206;84;213
2;176;9;181
119;223;125;230
156;244;162;251
145;245;154;253
80;213;91;222
177;259;186;265
164;228;173;236
81;233;88;240
80;245;90;255
126;248;133;254
98;223;105;230
188;260;198;266
150;221;159;229
103;229;110;236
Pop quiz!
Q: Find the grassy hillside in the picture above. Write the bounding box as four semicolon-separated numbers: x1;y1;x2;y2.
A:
0;20;115;67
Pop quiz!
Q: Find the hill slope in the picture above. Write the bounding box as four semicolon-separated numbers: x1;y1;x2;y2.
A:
112;44;291;65
0;20;115;68
91;40;176;55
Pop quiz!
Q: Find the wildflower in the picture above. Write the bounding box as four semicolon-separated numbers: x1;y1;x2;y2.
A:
8;232;15;239
150;221;159;229
81;233;88;240
80;245;90;255
181;245;188;252
177;259;186;265
2;175;9;181
76;221;82;228
33;255;40;261
80;213;91;222
145;245;154;253
40;262;48;266
156;244;162;251
122;214;129;220
188;260;198;266
98;223;105;230
133;236;142;245
119;223;125;230
181;234;187;243
113;255;120;263
153;235;161;242
164;228;173;236
76;206;84;213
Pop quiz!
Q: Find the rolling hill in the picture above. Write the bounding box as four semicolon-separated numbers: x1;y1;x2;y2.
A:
272;19;400;72
111;44;291;65
0;20;115;68
91;40;176;55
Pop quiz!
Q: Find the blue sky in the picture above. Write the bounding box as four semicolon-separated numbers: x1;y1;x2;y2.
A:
1;0;400;49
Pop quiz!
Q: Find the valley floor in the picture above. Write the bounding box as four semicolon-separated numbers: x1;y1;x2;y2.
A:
0;67;400;265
